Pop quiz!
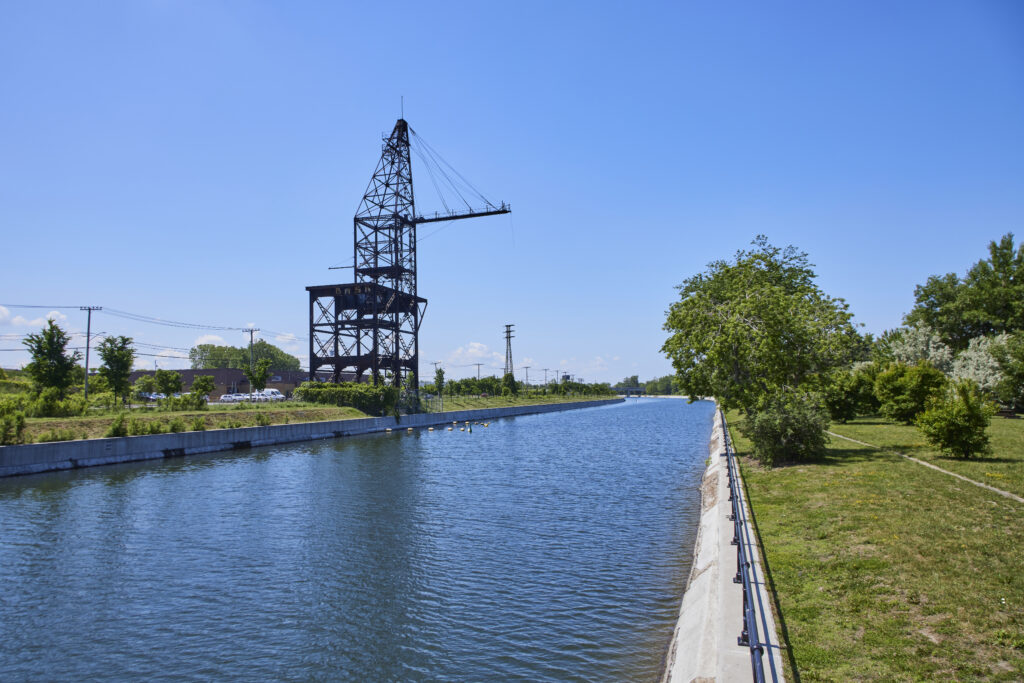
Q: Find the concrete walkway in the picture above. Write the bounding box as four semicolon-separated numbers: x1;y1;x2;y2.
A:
827;431;1024;504
662;410;785;683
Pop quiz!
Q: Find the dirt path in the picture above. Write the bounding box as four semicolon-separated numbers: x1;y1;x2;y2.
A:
827;431;1024;504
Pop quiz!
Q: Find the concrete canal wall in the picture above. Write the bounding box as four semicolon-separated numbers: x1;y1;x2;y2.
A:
0;398;623;478
661;409;785;683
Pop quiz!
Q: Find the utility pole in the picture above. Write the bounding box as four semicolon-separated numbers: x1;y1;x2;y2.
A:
80;306;102;400
523;366;530;389
503;324;514;377
431;360;443;412
243;328;259;370
473;363;483;380
542;368;551;385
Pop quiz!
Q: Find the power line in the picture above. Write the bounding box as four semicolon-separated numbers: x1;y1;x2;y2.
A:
102;307;247;331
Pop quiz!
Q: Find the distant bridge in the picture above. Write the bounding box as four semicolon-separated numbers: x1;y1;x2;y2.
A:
615;386;646;397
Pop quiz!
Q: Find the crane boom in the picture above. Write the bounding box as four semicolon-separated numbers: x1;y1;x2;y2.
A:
415;203;511;224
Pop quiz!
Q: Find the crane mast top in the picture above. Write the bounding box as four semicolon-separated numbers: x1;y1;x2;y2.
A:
307;118;510;393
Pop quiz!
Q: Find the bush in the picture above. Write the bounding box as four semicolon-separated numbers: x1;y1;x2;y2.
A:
293;381;398;416
0;412;27;445
28;387;87;418
850;361;883;415
822;370;858;423
168;417;187;433
255;413;271;427
916;380;995;459
740;391;830;466
128;418;165;436
875;362;948;424
0;394;30;418
36;428;78;443
157;393;207;412
0;378;32;395
106;413;128;437
191;416;206;431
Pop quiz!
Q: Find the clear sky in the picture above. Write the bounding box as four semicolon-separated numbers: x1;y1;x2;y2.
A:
2;1;1022;383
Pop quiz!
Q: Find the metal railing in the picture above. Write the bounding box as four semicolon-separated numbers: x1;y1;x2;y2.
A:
721;409;781;682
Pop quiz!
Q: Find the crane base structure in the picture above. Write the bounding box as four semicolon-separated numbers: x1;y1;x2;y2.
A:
307;118;509;393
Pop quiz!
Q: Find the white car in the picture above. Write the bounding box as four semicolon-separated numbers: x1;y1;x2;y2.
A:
261;389;286;401
219;393;240;403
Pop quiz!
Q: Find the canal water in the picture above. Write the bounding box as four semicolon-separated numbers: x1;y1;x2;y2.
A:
0;398;714;681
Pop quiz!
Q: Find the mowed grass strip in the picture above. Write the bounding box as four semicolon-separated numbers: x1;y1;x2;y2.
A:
16;395;616;442
22;404;369;441
830;416;1024;499
729;415;1024;681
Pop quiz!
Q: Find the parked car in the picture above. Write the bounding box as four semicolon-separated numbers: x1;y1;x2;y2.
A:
219;393;239;403
261;389;286;401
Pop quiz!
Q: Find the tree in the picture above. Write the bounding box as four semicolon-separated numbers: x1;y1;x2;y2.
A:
189;340;300;371
154;369;183;397
905;233;1024;349
244;358;273;393
97;336;135;405
434;367;445;396
662;237;857;463
190;375;215;398
22;320;82;397
502;372;519;396
916;380;995;459
991;332;1024;410
133;374;157;400
951;334;1006;395
889;325;954;374
874;362;947;424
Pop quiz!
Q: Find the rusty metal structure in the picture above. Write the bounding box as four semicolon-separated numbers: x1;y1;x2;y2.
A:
308;118;509;392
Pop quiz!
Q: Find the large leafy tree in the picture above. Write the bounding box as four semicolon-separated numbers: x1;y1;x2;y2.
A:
906;233;1024;349
97;336;135;405
662;237;859;464
662;236;858;413
189;340;300;371
154;369;183;397
22;320;82;397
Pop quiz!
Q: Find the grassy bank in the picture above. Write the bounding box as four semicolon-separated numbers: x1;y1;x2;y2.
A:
830;416;1024;499
731;413;1024;681
12;395;616;444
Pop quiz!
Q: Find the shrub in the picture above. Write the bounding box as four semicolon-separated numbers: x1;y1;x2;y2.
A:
157;393;207;412
850;361;883;415
293;381;398;416
28;387;87;418
36;428;78;443
106;413;128;437
740;390;830;466
822;370;858;423
128;418;164;436
255;413;271;427
190;416;206;431
0;412;27;445
0;394;30;418
168;417;187;433
916;380;995;459
875;362;948;424
0;378;32;395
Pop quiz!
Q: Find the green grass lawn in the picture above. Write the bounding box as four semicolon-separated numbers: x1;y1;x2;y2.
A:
11;395;616;443
830;415;1024;499
731;414;1024;681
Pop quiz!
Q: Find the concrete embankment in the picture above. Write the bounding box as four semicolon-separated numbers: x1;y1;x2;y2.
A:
0;398;623;478
661;409;785;683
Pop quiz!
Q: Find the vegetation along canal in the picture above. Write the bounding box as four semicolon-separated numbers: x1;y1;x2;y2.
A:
0;398;715;681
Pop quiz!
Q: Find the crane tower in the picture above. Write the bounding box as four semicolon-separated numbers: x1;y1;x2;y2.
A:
307;118;510;392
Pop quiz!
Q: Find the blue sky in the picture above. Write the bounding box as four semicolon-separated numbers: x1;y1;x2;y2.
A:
1;1;1022;383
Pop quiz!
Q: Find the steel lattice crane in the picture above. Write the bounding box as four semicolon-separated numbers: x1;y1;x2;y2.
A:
307;118;510;393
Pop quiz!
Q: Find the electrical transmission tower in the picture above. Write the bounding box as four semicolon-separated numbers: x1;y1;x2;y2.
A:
307;118;510;392
503;324;515;377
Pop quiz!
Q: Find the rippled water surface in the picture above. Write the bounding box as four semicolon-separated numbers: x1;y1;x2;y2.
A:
0;398;714;681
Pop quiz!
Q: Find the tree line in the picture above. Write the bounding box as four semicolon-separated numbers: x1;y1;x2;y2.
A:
662;234;1024;465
